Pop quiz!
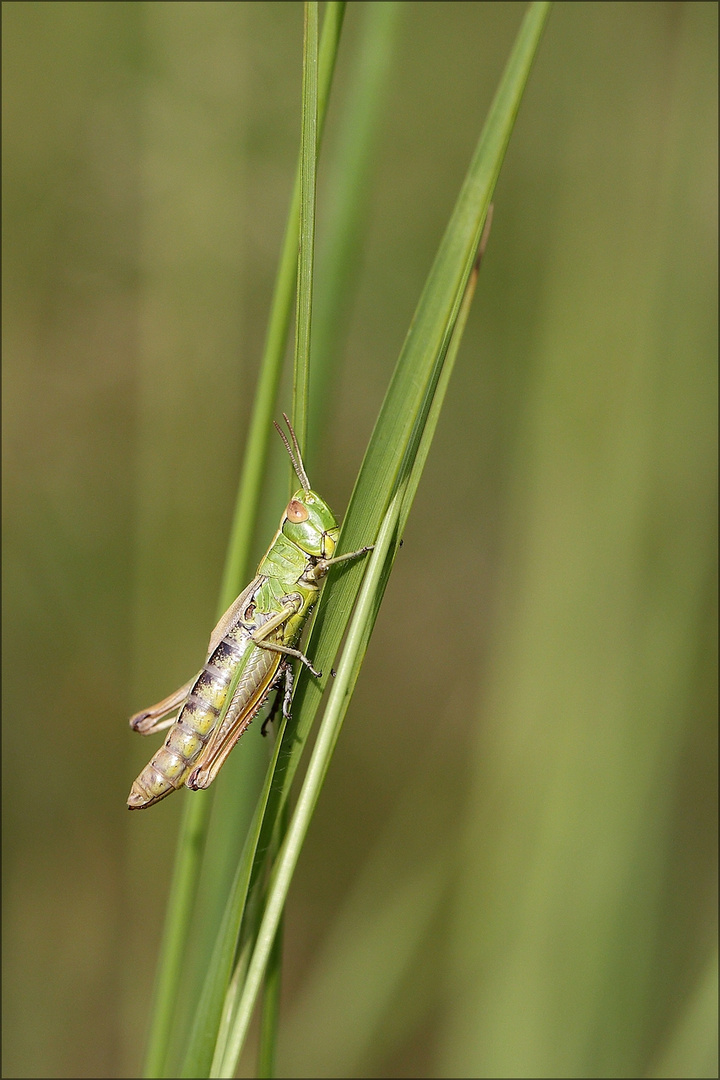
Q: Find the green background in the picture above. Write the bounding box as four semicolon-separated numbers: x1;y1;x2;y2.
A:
3;3;717;1077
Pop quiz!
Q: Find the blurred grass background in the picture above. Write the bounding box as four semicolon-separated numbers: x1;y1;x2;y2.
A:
2;2;716;1077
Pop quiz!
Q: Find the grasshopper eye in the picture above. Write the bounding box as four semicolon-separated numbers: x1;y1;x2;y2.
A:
287;499;309;523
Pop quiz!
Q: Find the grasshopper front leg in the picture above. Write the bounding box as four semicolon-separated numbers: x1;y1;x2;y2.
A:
250;596;323;677
306;545;374;583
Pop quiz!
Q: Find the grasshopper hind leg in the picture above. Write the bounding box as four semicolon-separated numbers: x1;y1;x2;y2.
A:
281;663;294;718
129;676;196;734
261;664;294;736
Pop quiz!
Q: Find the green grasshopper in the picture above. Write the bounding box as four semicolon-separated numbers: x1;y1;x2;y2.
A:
127;415;372;810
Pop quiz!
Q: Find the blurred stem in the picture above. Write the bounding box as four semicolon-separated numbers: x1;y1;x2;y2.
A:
141;6;346;1078
143;792;213;1078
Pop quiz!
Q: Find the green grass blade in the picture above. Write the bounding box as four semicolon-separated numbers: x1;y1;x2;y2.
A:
262;4;319;1069
216;488;404;1077
143;792;213;1078
256;882;284;1078
243;0;550;962
292;1;319;453
219;1;345;609
398;206;493;539
311;209;493;713
209;4;403;1055
216;0;550;1053
178;715;288;1078
141;7;346;1078
216;218;490;1075
209;934;253;1077
219;251;477;1076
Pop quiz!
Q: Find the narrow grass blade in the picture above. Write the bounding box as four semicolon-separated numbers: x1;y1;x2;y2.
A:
400;205;492;538
219;1;345;609
216;487;404;1077
244;0;550;971
307;0;403;470
314;209;492;713
221;243;480;1074
215;5;550;1067
261;5;320;1070
178;715;288;1078
143;795;213;1078
293;1;319;452
256;883;284;1078
217;212;490;1077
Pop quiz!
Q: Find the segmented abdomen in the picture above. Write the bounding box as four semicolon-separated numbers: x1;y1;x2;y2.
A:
128;617;273;808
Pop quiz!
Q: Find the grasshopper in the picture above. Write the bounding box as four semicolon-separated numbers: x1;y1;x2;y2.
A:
127;416;372;809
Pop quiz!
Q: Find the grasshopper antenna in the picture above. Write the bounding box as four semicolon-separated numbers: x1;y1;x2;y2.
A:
274;413;311;493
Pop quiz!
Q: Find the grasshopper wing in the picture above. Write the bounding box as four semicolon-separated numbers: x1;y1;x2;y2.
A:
205;575;265;655
186;650;282;791
129;576;265;735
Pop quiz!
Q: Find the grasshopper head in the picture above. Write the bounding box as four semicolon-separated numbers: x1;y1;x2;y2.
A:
282;490;338;558
274;414;339;559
